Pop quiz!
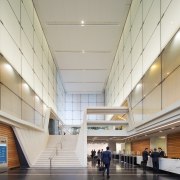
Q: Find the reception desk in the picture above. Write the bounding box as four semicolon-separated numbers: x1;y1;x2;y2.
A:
137;156;180;175
112;154;137;165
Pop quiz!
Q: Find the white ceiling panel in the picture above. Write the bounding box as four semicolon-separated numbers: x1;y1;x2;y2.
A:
64;83;104;92
60;70;109;82
45;25;122;51
33;0;132;93
56;52;113;70
33;0;131;23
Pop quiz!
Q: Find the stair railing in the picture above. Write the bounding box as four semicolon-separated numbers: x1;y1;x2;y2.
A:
49;134;64;168
49;124;72;168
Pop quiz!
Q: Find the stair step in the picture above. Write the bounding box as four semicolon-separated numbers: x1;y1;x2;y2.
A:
33;135;82;168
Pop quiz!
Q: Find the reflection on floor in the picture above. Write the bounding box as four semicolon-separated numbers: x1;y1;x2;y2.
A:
0;160;180;180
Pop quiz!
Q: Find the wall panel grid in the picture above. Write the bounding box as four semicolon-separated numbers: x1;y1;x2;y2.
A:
129;29;180;123
0;0;65;118
105;0;179;111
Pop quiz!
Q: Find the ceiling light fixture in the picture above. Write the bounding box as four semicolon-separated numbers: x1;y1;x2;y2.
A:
81;20;85;26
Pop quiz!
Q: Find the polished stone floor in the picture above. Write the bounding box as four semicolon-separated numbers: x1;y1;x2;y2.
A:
0;160;180;180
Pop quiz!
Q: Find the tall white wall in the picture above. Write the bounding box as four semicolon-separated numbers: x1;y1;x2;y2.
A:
105;0;180;107
0;0;65;117
0;0;66;166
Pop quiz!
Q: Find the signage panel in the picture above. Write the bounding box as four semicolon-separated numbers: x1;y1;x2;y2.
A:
0;137;7;172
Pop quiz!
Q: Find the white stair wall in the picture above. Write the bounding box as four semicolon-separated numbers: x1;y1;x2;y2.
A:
32;135;83;168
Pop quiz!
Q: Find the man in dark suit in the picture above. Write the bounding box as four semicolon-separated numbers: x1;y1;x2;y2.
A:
142;148;149;171
158;147;165;157
151;148;160;172
102;146;111;178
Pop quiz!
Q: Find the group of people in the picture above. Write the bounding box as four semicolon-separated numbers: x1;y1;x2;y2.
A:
91;147;111;178
142;147;165;172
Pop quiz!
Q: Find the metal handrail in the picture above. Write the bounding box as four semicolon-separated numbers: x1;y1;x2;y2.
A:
60;123;72;135
49;135;63;168
49;124;72;168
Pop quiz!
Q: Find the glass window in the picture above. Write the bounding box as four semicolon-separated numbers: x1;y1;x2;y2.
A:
130;80;143;108
0;84;21;119
35;111;43;128
22;101;35;124
35;95;43;115
143;85;161;120
0;57;21;97
143;56;161;97
162;66;180;109
22;80;35;108
162;30;180;79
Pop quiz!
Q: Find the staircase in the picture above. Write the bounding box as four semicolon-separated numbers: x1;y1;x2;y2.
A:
32;135;83;168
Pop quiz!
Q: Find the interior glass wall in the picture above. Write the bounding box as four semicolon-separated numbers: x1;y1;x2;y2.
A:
0;55;46;128
130;29;180;123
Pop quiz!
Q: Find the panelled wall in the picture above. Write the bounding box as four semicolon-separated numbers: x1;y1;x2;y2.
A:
105;0;180;113
0;123;20;168
0;55;45;127
64;94;104;125
129;30;180;124
131;139;150;155
0;0;65;121
167;132;180;158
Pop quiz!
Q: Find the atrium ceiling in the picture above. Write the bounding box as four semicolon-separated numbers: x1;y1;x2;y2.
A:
33;0;132;94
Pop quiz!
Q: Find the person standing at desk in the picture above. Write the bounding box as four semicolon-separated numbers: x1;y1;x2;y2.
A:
158;147;165;157
142;148;149;171
151;148;160;172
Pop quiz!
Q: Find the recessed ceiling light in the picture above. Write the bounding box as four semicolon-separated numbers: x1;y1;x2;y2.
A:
160;136;166;139
159;130;163;133
171;127;175;129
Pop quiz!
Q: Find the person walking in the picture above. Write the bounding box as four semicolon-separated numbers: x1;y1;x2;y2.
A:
142;148;149;172
151;148;160;173
97;150;101;166
100;149;104;166
102;146;111;178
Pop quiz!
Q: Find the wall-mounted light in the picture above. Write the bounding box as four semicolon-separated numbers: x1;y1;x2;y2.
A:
23;83;29;90
150;64;157;71
81;20;85;26
35;95;40;101
175;30;180;41
135;83;142;92
4;63;13;72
